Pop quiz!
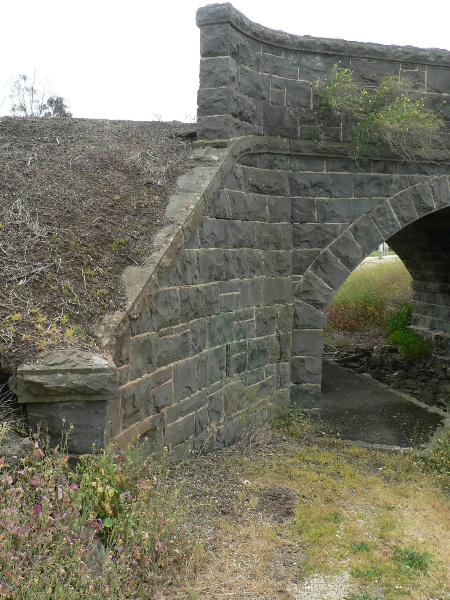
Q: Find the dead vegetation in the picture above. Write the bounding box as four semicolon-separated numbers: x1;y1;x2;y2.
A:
0;117;194;373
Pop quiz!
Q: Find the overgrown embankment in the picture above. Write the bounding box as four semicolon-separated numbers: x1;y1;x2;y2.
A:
0;118;194;373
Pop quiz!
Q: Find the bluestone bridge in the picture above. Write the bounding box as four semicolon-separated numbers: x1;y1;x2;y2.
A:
16;3;450;454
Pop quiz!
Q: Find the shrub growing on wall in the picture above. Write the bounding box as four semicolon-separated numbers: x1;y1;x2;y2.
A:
315;65;445;162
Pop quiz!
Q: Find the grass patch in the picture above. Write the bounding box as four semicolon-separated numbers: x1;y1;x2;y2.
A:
326;260;412;332
181;415;450;599
327;260;431;358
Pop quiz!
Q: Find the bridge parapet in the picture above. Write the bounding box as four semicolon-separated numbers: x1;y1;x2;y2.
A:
196;3;450;145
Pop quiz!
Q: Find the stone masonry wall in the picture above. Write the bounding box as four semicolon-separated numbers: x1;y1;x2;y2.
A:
196;3;450;146
14;5;450;454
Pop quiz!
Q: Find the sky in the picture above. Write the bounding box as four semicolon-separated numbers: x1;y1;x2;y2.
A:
1;0;449;122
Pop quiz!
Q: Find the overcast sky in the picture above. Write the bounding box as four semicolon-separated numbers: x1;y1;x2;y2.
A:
1;0;449;122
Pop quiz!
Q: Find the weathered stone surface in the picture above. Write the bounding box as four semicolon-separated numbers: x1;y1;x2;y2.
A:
27;400;108;454
16;350;118;403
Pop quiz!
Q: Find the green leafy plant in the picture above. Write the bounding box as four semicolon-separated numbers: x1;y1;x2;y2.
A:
348;593;380;600
393;546;431;571
386;302;430;359
315;65;444;161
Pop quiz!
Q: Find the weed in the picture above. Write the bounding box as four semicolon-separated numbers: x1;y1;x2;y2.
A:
393;546;431;571
351;542;372;553
111;238;128;251
352;564;386;581
348;593;380;600
279;409;320;442
386;302;430;359
0;433;200;598
315;65;444;162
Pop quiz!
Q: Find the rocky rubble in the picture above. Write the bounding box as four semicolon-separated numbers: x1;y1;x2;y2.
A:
324;342;450;412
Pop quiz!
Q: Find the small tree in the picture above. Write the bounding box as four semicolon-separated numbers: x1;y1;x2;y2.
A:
9;74;72;118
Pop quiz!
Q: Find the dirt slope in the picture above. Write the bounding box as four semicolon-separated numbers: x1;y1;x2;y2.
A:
0;117;195;374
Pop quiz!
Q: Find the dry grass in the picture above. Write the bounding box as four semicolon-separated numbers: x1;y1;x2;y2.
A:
173;427;450;600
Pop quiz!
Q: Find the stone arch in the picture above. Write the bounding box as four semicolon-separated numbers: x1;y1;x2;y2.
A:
292;176;450;406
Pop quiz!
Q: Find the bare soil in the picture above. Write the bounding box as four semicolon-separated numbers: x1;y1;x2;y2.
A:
0;117;195;374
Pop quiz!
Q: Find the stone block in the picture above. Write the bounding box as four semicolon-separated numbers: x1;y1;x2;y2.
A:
277;362;291;389
165;413;196;448
285;80;313;108
247;339;269;370
290;172;353;198
290;156;325;172
293;223;341;249
261;277;292;305
255;306;278;336
426;66;450;94
173;357;199;403
255;222;291;250
267;196;291;222
209;387;224;423
310;249;350;291
291;198;316;223
428;176;450;209
199;56;239;89
294;272;333;310
316;197;376;223
230;352;248;375
121;377;157;428
240;278;263;308
26;400;108;454
263;103;298;138
162;251;198;287
328;230;365;271
243;166;291;197
157;330;191;368
223;379;246;416
292;249;320;275
293;300;327;329
220;292;240;312
179;284;220;322
261;52;298;79
350;214;384;255
290;356;322;385
234;317;256;340
265;250;292;277
198;346;227;388
153;380;174;412
258;153;289;170
209;313;235;347
389;192;418;227
369;201;401;239
16;350;118;405
407;182;436;217
229;191;267;221
197;87;258;124
292;329;324;357
150;287;181;330
197;115;261;141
